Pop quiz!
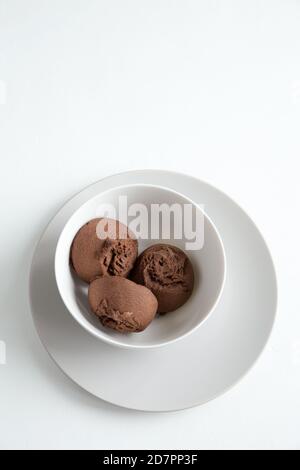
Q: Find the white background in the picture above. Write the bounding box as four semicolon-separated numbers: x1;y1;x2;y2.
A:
0;0;299;450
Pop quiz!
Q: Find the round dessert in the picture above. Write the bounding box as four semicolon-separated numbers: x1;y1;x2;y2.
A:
88;276;158;333
71;218;138;283
131;244;194;314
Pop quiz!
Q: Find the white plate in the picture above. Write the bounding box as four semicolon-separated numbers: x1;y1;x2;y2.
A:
29;170;277;412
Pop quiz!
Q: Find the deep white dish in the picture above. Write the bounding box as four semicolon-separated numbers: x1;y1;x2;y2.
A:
55;184;226;349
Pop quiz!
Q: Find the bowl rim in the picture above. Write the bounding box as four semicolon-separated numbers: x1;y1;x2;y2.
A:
54;182;227;350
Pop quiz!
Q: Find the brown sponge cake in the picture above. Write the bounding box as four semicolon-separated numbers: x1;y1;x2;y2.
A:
88;276;158;333
131;244;194;314
71;218;138;283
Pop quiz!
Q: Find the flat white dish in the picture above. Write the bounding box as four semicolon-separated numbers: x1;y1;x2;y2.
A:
29;170;277;412
55;183;226;349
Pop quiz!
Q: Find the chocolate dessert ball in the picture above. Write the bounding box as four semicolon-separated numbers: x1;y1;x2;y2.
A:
71;218;138;283
131;244;194;313
88;276;158;333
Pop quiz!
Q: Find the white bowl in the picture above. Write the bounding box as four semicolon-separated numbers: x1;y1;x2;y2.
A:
55;184;226;349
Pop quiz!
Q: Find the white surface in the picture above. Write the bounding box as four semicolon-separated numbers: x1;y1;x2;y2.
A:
55;183;226;349
30;171;276;411
0;0;299;450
